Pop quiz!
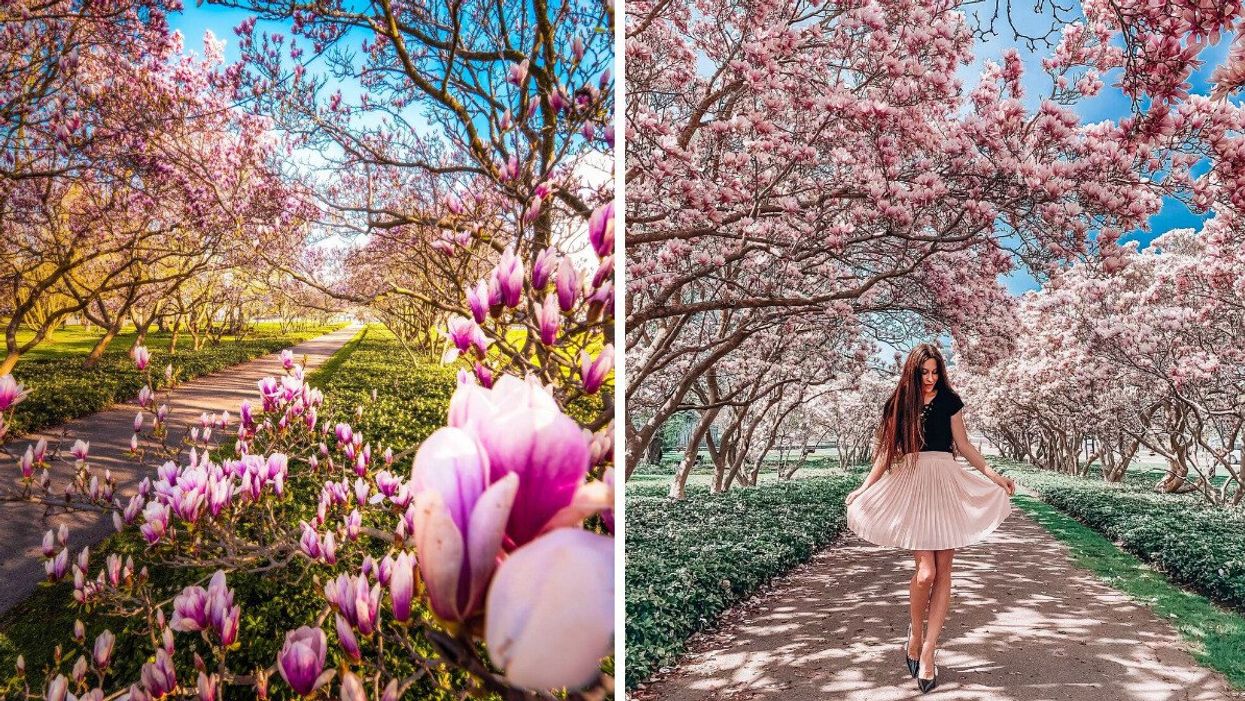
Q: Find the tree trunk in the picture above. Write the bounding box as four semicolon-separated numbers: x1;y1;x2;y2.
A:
82;321;124;369
0;352;19;375
669;409;718;499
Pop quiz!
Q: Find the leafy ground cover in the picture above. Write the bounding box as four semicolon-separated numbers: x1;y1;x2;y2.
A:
997;459;1245;614
624;472;859;689
6;321;346;436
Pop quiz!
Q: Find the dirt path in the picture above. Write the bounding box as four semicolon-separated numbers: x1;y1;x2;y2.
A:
0;323;362;615
633;508;1241;701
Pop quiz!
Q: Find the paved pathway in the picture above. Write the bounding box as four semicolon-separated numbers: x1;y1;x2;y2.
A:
0;324;362;615
633;508;1242;701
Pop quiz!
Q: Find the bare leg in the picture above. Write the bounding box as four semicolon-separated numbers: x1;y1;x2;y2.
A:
908;550;936;659
919;548;956;676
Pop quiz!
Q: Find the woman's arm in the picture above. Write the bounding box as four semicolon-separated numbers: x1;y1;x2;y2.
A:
951;413;1016;495
844;451;889;505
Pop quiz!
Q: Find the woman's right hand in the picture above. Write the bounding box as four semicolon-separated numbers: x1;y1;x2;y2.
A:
845;488;863;506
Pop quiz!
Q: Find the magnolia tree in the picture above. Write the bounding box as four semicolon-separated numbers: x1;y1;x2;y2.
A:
0;1;311;374
959;228;1245;505
624;0;1245;479
650;314;871;497
213;0;615;405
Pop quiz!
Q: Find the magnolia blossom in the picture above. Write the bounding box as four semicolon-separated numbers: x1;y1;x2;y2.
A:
495;247;524;308
409;429;517;621
132;345;150;371
453;376;605;547
538;294;560;345
70;439;90;461
580;346;613;395
93;630;115;671
485;528;614;690
278;626;330;696
0;374;29;411
587;201;613;258
141;649;177;698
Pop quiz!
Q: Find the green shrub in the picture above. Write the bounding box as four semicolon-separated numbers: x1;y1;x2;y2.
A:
997;460;1245;613
625;476;857;689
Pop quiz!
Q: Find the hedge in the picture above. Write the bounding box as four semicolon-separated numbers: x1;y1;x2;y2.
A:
996;460;1245;614
625;475;857;689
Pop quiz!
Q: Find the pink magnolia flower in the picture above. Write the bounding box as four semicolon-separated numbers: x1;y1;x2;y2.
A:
19;445;34;479
140;502;171;544
389;551;415;622
47;675;68;701
1;376;32;408
538;294;560;345
46;548;69;581
141;649;177;698
473;362;494;388
485;528;614;690
588;201;614;258
171;583;211;632
506;58;528;86
70;439;90;461
495;248;524;308
93;629;115;671
410;428;517;620
132;345;150;371
446;316;476;354
323;572;380;635
448;376;601;548
532;247;557;290
280;349;295;370
340;670;366;701
335;614;361;660
466;280;489;323
580;346;614;395
278;627;330;696
556;257;580;312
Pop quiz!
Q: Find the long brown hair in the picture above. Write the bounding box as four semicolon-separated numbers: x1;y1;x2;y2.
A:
875;343;956;469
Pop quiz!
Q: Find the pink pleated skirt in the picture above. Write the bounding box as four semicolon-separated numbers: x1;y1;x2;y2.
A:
846;451;1012;550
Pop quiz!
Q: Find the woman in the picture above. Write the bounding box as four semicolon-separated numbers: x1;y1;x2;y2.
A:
844;343;1015;693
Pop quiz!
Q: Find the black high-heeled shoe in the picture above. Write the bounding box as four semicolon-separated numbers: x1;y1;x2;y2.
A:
916;653;938;693
903;625;919;678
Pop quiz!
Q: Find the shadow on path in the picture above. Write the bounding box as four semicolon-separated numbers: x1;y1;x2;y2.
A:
635;509;1240;701
0;324;362;615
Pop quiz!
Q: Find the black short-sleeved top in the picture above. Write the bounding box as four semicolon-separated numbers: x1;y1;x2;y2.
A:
920;390;964;453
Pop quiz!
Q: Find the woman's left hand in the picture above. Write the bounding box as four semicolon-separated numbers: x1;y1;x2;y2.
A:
994;474;1016;496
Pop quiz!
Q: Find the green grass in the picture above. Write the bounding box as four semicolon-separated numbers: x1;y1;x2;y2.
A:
1015;495;1245;690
